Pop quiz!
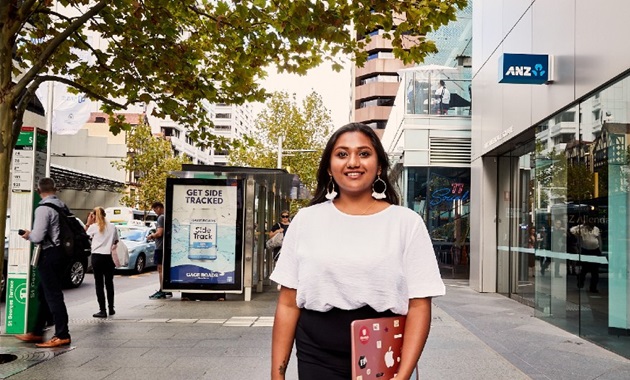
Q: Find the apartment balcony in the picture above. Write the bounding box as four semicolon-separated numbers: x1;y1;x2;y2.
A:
550;122;578;137
362;36;395;52
356;58;407;79
355;82;401;102
355;106;393;124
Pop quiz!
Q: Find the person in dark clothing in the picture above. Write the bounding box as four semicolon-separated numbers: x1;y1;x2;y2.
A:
270;210;291;262
15;177;71;348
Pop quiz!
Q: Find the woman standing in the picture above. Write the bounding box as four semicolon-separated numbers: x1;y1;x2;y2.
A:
270;123;445;379
269;210;291;262
85;207;119;318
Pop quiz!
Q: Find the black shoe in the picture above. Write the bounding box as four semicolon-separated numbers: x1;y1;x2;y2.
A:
93;311;107;318
108;308;115;316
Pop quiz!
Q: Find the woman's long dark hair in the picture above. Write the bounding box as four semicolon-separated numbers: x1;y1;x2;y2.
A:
310;122;399;206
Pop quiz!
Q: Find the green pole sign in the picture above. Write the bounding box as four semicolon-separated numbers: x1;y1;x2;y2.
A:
5;125;46;334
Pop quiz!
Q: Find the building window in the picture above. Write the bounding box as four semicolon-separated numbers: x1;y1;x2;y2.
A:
358;74;399;86
358;97;395;108
364;121;387;129
366;51;395;61
216;113;232;119
554;111;575;124
95;116;106;123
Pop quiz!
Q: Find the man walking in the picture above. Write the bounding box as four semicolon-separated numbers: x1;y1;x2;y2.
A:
148;201;172;299
16;177;71;347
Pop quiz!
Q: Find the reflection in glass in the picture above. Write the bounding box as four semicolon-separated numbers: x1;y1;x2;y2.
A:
407;167;470;277
498;75;630;357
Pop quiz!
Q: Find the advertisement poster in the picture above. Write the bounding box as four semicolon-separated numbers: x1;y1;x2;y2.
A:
164;178;244;292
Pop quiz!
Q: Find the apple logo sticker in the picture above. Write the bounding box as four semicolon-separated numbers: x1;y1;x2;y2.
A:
384;347;395;368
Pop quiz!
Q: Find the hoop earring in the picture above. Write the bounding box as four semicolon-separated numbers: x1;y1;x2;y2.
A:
372;175;387;200
325;177;338;200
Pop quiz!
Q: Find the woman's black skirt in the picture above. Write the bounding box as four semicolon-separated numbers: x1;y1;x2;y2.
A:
295;306;396;379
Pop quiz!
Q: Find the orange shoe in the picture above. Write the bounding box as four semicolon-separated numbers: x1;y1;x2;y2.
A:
35;336;71;348
15;333;44;343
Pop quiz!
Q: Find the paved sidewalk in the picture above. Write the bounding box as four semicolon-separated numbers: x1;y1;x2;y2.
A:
0;277;629;379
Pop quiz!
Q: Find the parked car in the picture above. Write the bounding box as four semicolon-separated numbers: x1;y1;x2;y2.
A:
115;226;157;273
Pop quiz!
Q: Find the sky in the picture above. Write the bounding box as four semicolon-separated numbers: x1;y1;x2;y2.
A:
256;61;352;129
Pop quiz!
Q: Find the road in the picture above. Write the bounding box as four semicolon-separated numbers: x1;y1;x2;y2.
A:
65;268;159;307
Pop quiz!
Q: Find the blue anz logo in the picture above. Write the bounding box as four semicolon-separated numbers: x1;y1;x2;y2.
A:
532;63;545;77
499;54;551;84
504;63;546;77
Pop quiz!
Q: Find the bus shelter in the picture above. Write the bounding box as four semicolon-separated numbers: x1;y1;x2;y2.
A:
163;165;309;301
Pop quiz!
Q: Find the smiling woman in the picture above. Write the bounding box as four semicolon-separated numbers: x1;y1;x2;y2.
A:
270;123;445;380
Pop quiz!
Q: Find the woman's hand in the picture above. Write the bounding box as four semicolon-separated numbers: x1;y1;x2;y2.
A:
389;297;433;380
86;212;95;226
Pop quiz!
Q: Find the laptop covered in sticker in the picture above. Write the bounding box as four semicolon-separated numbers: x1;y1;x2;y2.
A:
350;316;406;379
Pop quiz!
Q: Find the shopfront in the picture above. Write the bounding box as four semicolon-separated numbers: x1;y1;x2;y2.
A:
469;0;630;358
406;167;470;276
494;76;630;356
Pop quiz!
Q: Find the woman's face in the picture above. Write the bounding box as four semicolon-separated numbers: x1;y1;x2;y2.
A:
329;131;379;198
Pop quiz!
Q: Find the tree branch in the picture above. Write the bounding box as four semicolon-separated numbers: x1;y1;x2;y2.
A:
10;0;40;37
32;7;113;71
12;77;43;149
12;0;109;99
37;75;127;109
187;4;237;28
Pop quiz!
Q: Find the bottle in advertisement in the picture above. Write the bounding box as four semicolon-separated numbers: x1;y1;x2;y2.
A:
188;208;218;260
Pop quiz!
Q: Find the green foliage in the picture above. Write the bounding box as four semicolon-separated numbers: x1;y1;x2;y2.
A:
0;0;467;275
112;122;188;210
229;91;332;209
5;0;467;144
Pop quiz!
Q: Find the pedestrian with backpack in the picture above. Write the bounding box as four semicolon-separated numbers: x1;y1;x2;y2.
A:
15;177;72;348
85;207;120;318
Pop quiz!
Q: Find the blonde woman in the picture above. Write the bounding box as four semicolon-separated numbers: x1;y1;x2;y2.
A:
85;207;119;318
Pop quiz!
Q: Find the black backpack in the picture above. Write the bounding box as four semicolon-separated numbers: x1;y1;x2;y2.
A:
40;203;91;259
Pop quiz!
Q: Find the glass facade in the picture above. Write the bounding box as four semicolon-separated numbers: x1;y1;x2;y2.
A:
403;71;472;117
407;167;470;275
496;75;630;357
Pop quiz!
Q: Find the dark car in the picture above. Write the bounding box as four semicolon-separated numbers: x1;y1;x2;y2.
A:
2;211;89;302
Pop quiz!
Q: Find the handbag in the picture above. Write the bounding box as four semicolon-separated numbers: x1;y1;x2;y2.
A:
266;230;284;249
111;243;121;267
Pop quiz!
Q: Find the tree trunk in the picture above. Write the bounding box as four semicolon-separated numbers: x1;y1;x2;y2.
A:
0;100;16;283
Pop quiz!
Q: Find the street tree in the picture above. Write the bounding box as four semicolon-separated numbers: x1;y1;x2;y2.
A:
229;91;332;210
112;122;188;212
0;0;467;287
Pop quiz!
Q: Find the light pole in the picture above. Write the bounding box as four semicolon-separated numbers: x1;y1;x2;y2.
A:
277;136;317;169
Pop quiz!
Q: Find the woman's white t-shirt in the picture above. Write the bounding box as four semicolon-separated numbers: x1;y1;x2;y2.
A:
270;201;445;315
86;222;118;255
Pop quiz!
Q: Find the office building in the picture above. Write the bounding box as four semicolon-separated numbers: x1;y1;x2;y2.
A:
470;0;630;357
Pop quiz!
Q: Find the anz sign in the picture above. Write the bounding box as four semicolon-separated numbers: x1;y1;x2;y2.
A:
499;53;552;85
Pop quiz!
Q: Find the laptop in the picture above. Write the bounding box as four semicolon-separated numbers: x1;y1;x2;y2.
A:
351;316;407;379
